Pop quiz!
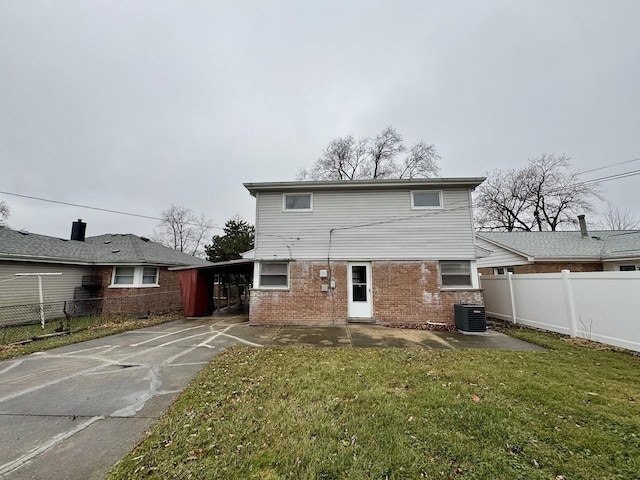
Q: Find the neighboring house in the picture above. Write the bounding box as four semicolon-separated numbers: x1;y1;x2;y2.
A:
244;178;485;326
476;225;640;275
0;220;211;320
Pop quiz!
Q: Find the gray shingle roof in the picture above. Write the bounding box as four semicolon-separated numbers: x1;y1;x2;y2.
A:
0;228;212;267
477;230;640;261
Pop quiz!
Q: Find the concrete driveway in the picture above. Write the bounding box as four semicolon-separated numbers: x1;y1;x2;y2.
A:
0;315;540;479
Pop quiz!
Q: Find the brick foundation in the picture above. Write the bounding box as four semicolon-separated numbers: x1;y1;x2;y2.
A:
478;262;603;276
250;260;483;326
97;266;183;315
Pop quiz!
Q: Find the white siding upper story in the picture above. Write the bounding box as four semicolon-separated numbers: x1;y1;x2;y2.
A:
0;261;94;307
253;187;478;261
475;237;533;268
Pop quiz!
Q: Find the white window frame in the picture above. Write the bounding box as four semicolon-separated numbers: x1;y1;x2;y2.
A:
619;265;638;271
257;261;289;289
411;190;443;210
283;193;313;212
439;260;473;288
494;266;515;275
110;266;160;288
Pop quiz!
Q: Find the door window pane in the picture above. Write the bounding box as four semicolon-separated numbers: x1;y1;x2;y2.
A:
353;285;367;302
351;266;368;302
352;266;366;284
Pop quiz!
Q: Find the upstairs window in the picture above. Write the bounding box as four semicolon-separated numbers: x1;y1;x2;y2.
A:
283;193;312;211
111;266;160;287
440;261;472;287
411;190;442;209
259;262;289;288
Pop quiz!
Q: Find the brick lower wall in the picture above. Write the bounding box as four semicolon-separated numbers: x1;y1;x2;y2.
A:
97;266;183;315
250;260;483;326
478;262;603;276
250;262;348;325
372;261;483;326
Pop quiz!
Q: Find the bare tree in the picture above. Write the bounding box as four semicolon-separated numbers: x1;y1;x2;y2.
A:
522;154;600;231
151;205;213;257
597;201;640;230
0;201;9;228
475;169;533;231
398;141;441;179
298;136;368;180
475;154;601;231
298;126;440;181
363;126;406;179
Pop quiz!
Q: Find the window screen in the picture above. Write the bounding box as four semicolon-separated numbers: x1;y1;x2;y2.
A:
142;267;159;284
260;262;288;287
440;261;472;287
412;191;441;208
284;194;312;210
114;267;135;285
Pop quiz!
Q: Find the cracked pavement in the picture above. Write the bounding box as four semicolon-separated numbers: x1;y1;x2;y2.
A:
0;315;272;480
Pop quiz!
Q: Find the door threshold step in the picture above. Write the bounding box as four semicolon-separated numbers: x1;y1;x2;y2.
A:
347;318;377;324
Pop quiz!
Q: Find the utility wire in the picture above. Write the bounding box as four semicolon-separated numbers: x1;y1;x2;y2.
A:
581;169;640;185
577;157;640;176
0;190;223;230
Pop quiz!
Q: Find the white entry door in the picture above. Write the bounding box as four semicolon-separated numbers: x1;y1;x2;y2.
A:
348;262;372;318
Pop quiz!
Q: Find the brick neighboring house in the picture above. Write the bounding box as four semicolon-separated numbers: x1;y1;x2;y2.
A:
0;221;211;318
244;178;486;327
476;227;640;275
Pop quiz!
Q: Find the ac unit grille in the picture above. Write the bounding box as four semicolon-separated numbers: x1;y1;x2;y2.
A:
454;304;486;332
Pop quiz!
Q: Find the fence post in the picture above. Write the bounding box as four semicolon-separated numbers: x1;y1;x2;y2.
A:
561;270;578;338
37;275;45;329
507;272;517;324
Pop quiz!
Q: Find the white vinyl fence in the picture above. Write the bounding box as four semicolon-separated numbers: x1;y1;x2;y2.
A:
480;270;640;352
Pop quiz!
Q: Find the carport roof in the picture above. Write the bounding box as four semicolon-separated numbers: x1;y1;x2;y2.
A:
170;258;254;275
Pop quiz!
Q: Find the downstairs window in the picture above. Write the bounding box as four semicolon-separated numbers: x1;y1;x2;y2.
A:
111;266;160;287
259;262;289;288
440;261;472;287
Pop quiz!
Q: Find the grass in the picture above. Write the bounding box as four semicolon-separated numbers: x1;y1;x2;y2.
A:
0;313;180;360
108;330;640;479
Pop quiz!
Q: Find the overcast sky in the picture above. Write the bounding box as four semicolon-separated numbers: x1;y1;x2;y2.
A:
1;0;639;240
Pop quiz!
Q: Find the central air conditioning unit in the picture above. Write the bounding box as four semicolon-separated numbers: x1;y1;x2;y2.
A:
454;304;486;333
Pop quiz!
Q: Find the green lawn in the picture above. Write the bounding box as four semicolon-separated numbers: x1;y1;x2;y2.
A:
108;330;640;479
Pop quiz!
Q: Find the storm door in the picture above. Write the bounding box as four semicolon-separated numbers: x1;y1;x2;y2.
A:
347;263;372;318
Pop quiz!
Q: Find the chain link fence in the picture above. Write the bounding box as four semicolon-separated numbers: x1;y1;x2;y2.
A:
0;290;182;346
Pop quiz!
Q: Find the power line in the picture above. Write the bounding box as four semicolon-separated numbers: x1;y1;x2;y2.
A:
0;190;222;229
577;157;640;176
581;169;640;185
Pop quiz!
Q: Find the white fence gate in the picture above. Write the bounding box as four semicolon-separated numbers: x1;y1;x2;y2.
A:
480;271;640;352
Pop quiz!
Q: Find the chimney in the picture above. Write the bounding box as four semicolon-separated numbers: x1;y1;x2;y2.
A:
578;215;588;238
71;219;86;242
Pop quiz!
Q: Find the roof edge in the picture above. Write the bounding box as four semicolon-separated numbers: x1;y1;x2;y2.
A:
475;234;534;261
244;177;486;194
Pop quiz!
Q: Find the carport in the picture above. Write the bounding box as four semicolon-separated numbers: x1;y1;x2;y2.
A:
172;259;254;317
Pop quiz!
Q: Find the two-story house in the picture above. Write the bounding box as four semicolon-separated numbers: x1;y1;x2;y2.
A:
244;178;485;326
